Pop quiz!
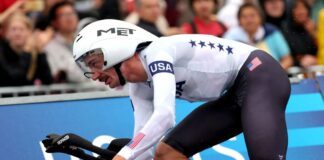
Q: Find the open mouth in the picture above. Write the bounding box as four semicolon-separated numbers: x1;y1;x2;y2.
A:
98;75;109;84
105;78;111;85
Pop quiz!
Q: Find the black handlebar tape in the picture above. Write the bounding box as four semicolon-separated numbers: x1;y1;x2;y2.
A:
62;133;116;159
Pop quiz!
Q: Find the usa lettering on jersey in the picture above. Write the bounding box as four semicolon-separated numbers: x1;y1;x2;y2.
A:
176;81;186;97
149;61;174;76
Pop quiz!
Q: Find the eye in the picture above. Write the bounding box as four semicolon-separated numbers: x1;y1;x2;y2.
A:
88;60;102;70
93;62;101;68
89;61;97;68
86;59;96;67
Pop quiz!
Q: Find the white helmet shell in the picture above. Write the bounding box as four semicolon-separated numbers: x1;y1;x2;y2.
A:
73;19;158;71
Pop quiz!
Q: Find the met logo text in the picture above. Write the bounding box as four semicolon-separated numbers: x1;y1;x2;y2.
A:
97;28;136;37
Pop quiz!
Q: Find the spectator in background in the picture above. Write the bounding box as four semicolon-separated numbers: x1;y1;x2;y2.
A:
125;0;169;37
0;0;24;24
282;0;318;68
259;0;287;31
0;13;52;86
76;17;97;33
182;0;227;37
74;0;103;19
34;0;65;31
44;1;88;83
0;0;25;38
217;0;258;29
132;0;165;37
0;0;18;13
224;3;293;70
302;0;324;24
317;8;324;64
165;0;181;27
176;0;194;26
98;0;124;20
217;0;245;28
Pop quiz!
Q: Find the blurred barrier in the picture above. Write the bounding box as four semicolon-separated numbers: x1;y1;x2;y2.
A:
0;82;115;98
287;65;324;79
0;77;308;98
290;75;324;95
0;66;323;99
316;76;324;94
291;78;319;94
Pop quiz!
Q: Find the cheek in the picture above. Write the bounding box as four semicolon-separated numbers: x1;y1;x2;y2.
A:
20;31;29;40
205;2;215;11
239;18;248;27
69;17;78;26
293;10;307;22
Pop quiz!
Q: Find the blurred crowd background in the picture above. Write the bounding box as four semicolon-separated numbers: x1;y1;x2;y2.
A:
0;0;323;94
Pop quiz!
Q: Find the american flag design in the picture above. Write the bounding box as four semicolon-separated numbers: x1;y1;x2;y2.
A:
247;57;262;71
128;132;145;149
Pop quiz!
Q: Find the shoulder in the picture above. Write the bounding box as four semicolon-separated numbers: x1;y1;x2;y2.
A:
44;36;67;53
224;26;243;34
213;20;227;29
181;23;193;34
143;37;174;53
141;40;175;65
223;26;247;41
263;23;279;36
44;38;59;51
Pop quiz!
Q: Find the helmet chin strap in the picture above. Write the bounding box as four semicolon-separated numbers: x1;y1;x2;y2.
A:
111;41;152;86
113;62;126;86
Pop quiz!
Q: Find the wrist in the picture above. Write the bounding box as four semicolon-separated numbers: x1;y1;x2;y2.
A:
117;146;132;160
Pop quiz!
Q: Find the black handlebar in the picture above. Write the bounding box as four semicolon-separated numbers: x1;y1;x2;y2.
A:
42;133;130;160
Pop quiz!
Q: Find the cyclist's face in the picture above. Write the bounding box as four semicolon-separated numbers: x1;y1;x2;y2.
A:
83;54;121;88
91;68;121;88
81;53;147;87
83;53;104;71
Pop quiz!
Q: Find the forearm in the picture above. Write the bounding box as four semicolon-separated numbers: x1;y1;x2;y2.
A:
0;1;25;24
117;109;175;159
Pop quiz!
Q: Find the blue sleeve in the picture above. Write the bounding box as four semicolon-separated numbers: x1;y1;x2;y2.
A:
268;31;291;58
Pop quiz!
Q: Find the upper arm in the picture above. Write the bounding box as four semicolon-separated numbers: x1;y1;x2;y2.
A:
138;40;177;128
146;50;176;124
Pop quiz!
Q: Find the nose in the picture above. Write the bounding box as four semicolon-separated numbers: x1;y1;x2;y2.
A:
91;72;101;81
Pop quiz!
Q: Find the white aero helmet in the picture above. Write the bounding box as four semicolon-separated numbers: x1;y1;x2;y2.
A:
73;19;158;81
